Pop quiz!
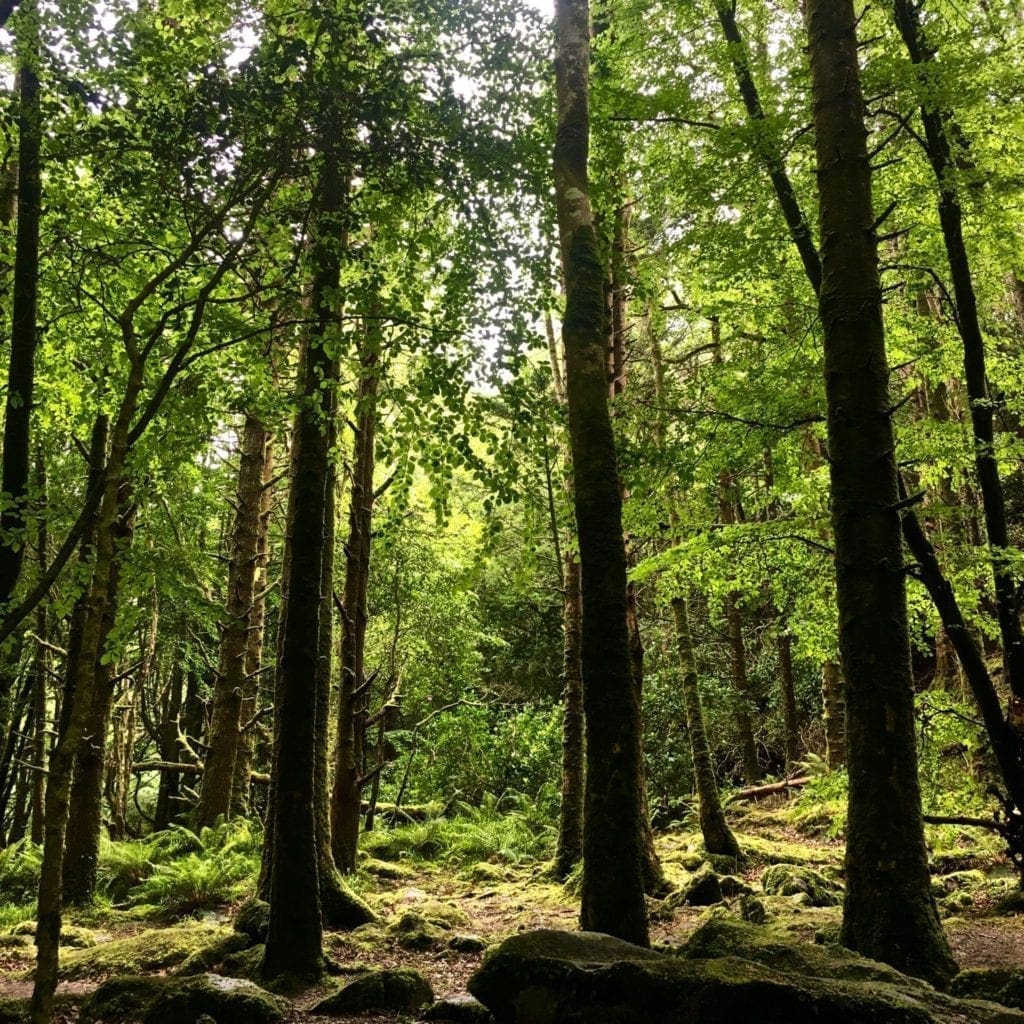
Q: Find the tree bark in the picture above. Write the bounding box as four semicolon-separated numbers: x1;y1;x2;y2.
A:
672;596;742;858
553;0;648;946
198;414;272;827
777;633;801;770
331;316;381;874
0;0;41;612
63;483;135;906
553;553;584;878
805;0;955;984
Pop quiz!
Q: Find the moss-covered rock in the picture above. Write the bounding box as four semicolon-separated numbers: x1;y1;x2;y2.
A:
761;864;840;907
175;930;252;976
720;875;754;898
468;921;1024;1024
449;933;489;953
391;910;447;950
671;864;723;907
79;976;169;1023
952;969;1024;1009
61;924;233;980
739;895;766;925
310;968;434;1014
142;973;289;1024
424;994;495;1022
0;996;27;1024
219;943;266;980
8;920;96;948
463;862;507;884
233;897;270;943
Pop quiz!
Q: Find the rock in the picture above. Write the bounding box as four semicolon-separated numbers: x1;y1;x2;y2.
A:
449;933;489;953
952;969;1024;1009
720;875;754;898
79;976;169;1023
738;895;766;925
62;924;233;980
175;930;252;976
761;864;840;907
363;857;416;880
0;996;27;1024
233;898;270;943
464;862;506;883
424;993;495;1022
678;864;724;907
142;973;289;1024
310;968;434;1014
468;921;1024;1024
9;920;96;947
934;870;986;895
391;910;447;950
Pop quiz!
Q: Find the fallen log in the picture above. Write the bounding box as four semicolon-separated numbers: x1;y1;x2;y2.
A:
726;776;809;804
923;814;1002;832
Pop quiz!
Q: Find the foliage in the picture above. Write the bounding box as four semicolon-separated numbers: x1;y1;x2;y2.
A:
0;840;42;903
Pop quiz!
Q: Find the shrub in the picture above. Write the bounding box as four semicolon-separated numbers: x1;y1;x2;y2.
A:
0;840;42;903
130;851;256;918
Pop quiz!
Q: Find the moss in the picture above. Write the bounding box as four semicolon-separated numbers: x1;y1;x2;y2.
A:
449;933;489;953
0;996;27;1024
142;973;289;1024
739;896;766;925
61;924;233;980
219;944;266;980
79;976;169;1023
363;857;416;880
390;910;447;950
462;862;507;883
310;968;434;1014
761;864;841;907
675;864;724;907
175;931;252;976
233;898;270;943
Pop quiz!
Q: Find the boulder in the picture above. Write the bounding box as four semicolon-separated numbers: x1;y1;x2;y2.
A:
310;968;434;1014
953;969;1024;1010
675;864;723;907
79;976;169;1024
468;921;1024;1024
761;864;840;907
142;974;288;1024
449;933;489;953
738;895;766;925
391;910;447;950
424;993;496;1022
61;925;232;980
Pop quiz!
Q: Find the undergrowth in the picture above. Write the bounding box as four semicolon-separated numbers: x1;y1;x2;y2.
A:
361;788;556;866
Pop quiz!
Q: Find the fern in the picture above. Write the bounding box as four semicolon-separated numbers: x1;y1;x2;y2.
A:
130;851;256;918
0;840;42;903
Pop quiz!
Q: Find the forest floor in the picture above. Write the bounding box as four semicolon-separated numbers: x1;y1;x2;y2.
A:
3;799;1024;1022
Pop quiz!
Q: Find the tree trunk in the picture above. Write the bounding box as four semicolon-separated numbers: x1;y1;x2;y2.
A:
0;1;41;612
232;433;274;819
31;356;144;1023
672;595;742;859
64;483;135;905
331;316;381;874
261;94;349;979
804;0;955;984
29;448;47;845
553;0;648;947
553;553;584;879
198;414;272;827
777;633;800;770
891;0;1024;703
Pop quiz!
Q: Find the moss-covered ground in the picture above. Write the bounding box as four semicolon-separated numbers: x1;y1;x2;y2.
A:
2;798;1023;1022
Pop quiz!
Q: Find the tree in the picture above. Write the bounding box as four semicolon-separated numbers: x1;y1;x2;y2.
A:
804;0;955;984
553;0;648;946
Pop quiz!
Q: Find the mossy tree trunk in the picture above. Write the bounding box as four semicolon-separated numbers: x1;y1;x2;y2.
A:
777;633;800;771
804;0;955;985
64;482;136;906
331;316;381;875
672;596;742;859
198;414;272;828
553;0;648;947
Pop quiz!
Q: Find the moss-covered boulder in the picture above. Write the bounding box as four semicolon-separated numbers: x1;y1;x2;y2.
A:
62;924;233;980
391;910;447;950
739;895;766;925
952;969;1024;1010
761;864;840;907
363;857;416;880
720;875;754;898
933;870;986;896
142;973;288;1024
450;933;489;953
9;920;96;948
175;930;252;976
670;864;723;907
79;976;169;1023
424;994;495;1022
468;921;1024;1024
233;898;270;943
310;968;434;1014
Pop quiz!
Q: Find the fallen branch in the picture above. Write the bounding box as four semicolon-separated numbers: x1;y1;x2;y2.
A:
727;776;810;803
923;814;1002;832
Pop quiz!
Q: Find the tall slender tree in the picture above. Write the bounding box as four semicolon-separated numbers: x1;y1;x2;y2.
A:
804;0;955;984
553;0;648;946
